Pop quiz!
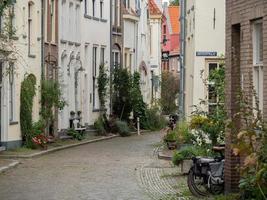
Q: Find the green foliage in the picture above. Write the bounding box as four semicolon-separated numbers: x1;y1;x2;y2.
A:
114;120;131;137
230;91;267;199
164;130;178;141
176;121;195;144
172;146;210;166
94;116;107;136
0;0;13;15
32;120;45;136
20;74;37;148
161;71;179;114
40;80;66;133
112;68;132;121
67;129;84;141
143;107;167;131
131;72;147;126
169;0;179;6
97;64;109;112
191;65;226;146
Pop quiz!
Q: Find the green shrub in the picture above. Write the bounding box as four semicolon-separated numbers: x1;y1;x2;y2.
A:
20;74;37;148
164;130;178;141
176;121;195;144
67;129;84;141
114;120;130;137
112;68;132;121
172;146;209;166
143;107;167;131
94;117;107;136
32;120;45;136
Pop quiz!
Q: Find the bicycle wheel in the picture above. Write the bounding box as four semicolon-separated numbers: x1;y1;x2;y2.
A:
187;168;210;197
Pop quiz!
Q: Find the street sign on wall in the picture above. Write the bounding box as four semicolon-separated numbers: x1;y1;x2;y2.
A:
196;51;217;56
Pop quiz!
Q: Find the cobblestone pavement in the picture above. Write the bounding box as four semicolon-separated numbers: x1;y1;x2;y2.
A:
0;132;187;200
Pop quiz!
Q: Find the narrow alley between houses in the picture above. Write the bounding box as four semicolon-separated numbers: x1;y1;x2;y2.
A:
0;132;185;200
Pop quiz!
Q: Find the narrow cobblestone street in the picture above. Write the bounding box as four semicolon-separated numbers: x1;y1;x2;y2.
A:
0;132;185;200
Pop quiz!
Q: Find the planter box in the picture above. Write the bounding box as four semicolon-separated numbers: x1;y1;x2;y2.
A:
181;159;193;174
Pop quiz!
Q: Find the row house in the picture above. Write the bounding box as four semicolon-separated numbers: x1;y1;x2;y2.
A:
183;0;225;118
161;5;180;75
58;0;110;130
225;0;267;193
0;0;161;150
0;0;42;150
149;0;163;101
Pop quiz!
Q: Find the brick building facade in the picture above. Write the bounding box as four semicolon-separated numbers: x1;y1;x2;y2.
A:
225;0;266;193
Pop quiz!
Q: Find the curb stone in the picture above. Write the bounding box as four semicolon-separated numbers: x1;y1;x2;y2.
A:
0;135;119;159
0;160;20;174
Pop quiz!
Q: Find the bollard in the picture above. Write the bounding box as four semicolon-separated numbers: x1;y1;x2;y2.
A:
137;117;140;135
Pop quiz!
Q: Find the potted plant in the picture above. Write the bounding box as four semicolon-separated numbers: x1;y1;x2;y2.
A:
164;131;178;150
70;111;76;118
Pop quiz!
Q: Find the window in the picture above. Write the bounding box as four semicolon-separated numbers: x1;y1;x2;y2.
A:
113;50;120;67
253;20;263;112
92;46;97;108
129;54;132;69
124;53;128;68
0;14;3;34
100;0;103;19
92;0;96;17
28;2;33;55
163;25;166;34
8;5;15;37
117;0;120;25
112;0;115;25
84;0;88;14
9;63;15;122
207;63;220;113
100;47;105;65
213;8;216;29
50;0;56;42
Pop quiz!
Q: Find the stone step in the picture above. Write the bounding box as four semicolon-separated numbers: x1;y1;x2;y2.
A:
0;146;6;152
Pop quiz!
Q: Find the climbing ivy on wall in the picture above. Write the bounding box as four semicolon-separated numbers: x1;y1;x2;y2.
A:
0;0;13;15
97;64;109;113
20;74;36;148
40;79;65;135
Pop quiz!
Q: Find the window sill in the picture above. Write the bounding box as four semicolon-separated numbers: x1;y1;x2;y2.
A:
9;121;19;125
84;14;92;19
68;41;74;46
60;39;68;44
92;17;100;21
100;19;107;23
28;54;36;58
93;109;100;113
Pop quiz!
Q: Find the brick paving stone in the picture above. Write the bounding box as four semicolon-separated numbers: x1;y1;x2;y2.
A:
0;132;189;200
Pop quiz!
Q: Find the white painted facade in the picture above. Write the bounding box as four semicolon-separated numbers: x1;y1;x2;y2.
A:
136;0;153;105
184;0;225;117
122;0;153;105
0;0;42;149
149;13;162;101
58;0;110;130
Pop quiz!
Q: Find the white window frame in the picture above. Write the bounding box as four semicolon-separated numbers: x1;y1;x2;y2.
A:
252;19;263;112
206;61;222;114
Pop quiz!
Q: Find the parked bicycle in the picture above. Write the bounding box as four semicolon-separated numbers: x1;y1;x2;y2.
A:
187;145;225;197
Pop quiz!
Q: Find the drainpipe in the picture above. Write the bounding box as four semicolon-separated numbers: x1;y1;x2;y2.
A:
41;0;45;80
178;0;186;121
109;0;113;115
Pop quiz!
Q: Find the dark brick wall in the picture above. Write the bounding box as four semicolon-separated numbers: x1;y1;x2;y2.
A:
225;0;266;193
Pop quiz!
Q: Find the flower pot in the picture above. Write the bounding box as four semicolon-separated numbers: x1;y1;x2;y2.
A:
166;140;177;150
